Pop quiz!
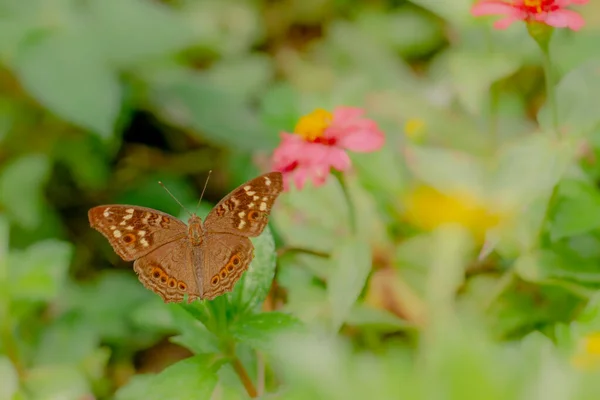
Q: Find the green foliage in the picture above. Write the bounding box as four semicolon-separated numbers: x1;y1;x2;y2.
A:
2;0;600;399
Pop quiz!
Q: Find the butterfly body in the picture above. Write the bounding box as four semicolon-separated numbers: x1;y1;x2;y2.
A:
88;172;283;303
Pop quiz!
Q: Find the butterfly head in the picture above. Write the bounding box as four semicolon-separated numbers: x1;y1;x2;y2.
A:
188;214;204;246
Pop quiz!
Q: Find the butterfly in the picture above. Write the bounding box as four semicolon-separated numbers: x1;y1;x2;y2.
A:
88;171;283;303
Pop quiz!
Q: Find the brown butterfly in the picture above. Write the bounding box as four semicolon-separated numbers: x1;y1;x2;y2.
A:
88;172;283;303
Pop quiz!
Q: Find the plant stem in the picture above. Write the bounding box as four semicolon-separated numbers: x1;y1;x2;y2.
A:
332;171;357;235
276;246;329;258
541;49;559;136
232;356;257;398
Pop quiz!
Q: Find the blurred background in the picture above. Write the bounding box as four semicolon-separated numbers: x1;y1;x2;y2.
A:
3;0;600;399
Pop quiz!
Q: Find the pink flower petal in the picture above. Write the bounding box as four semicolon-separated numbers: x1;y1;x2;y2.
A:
493;14;521;29
327;107;385;152
271;131;353;191
542;9;586;30
471;1;515;16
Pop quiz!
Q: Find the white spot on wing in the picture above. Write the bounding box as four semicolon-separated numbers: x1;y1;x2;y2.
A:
139;230;146;237
246;191;256;196
126;208;134;214
113;230;122;238
140;238;149;247
103;208;111;217
123;214;133;220
238;211;246;218
259;202;267;211
265;177;271;186
238;220;246;229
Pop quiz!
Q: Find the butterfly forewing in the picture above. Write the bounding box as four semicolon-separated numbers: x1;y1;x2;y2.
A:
203;171;283;237
88;205;187;261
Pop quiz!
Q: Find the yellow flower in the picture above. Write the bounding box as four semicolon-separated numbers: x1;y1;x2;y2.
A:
293;108;333;141
404;118;426;142
572;332;600;371
403;185;501;242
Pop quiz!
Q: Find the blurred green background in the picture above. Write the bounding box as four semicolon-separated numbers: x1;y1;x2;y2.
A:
3;0;600;399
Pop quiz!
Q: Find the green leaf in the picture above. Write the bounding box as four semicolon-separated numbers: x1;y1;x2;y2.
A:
229;311;303;353
409;0;473;25
34;315;99;366
0;356;19;400
272;178;350;253
63;272;156;343
404;145;485;195
149;72;277;151
491;135;569;208
538;59;600;137
23;366;92;400
0;154;50;229
345;305;412;333
168;304;221;354
550;179;600;240
89;0;197;67
228;226;277;315
15;29;120;137
446;50;521;115
8;239;72;302
327;238;372;332
140;355;224;400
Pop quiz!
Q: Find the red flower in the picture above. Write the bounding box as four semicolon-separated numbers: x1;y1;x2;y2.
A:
272;107;384;190
471;0;589;30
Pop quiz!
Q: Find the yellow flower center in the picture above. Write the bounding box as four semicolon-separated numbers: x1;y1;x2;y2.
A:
403;186;501;243
522;0;542;13
294;109;333;141
584;332;600;355
572;332;600;371
404;118;426;142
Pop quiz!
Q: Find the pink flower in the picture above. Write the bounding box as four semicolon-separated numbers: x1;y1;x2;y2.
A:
471;0;589;31
272;107;385;190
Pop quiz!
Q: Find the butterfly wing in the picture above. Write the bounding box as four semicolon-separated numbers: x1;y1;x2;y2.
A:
203;172;283;237
195;233;254;300
88;205;187;261
133;239;201;303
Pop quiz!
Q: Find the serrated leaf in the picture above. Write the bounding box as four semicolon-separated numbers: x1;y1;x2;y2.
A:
229;311;303;353
15;29;120;137
327;238;372;332
228;226;277;315
0;154;50;229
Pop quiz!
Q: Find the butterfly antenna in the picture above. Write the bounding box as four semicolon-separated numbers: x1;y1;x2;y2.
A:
158;181;193;217
196;170;212;212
